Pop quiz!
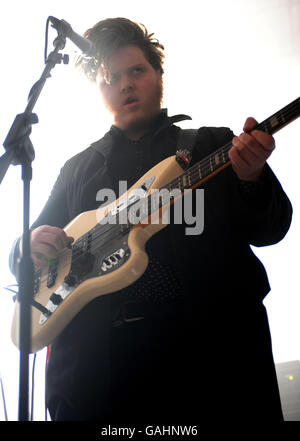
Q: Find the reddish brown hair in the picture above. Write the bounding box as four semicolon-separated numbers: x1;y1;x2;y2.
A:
75;17;165;81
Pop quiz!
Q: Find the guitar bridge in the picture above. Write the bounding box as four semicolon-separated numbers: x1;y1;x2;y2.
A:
100;248;125;272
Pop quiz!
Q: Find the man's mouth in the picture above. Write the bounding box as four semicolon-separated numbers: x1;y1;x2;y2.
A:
123;97;139;107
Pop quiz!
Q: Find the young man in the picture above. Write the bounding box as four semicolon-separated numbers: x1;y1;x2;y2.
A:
10;18;292;423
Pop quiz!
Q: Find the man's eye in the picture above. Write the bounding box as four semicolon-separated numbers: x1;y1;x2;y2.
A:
132;67;143;74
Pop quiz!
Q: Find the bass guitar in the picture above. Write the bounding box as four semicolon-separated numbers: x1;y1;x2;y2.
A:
11;97;300;352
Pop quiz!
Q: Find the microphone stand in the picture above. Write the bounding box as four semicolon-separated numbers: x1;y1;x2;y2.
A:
0;26;68;421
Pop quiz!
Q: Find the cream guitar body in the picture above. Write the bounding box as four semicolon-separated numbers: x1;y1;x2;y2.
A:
11;155;184;353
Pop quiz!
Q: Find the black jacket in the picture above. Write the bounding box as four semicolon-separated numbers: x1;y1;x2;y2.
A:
11;110;291;301
9;110;292;422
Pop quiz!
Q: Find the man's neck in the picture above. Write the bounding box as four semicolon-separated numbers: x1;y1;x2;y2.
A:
124;128;148;141
114;109;166;141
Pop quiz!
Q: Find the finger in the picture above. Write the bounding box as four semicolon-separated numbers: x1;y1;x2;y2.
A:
32;233;63;254
31;241;59;259
231;136;260;164
243;117;258;133
229;144;265;181
236;132;271;162
229;145;251;172
235;133;260;156
43;227;72;250
250;130;275;152
66;235;75;245
52;231;73;250
32;252;50;269
32;226;72;252
52;227;74;246
242;118;275;152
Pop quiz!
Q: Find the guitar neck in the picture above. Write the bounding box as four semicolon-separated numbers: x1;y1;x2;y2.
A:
165;97;300;193
103;97;299;230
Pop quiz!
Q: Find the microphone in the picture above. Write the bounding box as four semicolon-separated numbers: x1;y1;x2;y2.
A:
49;16;97;57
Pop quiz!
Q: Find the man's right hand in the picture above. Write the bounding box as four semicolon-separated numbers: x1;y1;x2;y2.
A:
30;225;74;268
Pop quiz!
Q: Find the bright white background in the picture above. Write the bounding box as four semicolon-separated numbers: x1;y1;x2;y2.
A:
0;0;299;421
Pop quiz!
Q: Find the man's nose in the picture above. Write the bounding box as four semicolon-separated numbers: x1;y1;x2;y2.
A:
120;76;134;93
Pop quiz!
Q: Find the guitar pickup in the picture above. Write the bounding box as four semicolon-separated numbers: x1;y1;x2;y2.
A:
47;258;58;288
33;268;42;294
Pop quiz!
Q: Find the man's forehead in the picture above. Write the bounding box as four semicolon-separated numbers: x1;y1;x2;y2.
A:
103;45;148;73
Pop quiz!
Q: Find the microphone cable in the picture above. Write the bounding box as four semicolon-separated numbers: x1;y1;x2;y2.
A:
0;371;8;421
44;17;51;63
29;353;37;421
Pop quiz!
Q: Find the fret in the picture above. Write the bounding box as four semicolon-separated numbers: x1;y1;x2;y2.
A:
209;155;213;172
280;109;286;124
178;178;183;191
270;115;280;130
261;121;269;134
198;164;202;179
221;147;226;164
259;115;276;134
33;268;42;295
221;146;230;162
258;97;299;135
169;177;182;193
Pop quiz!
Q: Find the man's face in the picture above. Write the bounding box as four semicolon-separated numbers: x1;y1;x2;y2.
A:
96;45;163;139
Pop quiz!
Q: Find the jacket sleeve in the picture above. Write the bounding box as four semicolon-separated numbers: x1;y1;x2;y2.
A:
8;145;107;277
192;126;293;247
229;161;293;247
31;165;70;230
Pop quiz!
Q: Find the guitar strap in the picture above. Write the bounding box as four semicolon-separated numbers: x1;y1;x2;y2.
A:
175;128;199;170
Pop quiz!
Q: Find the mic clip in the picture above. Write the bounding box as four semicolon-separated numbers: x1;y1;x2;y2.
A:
46;50;69;65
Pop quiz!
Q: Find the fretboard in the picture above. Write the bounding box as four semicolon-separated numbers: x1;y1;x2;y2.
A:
164;96;300;194
91;97;299;233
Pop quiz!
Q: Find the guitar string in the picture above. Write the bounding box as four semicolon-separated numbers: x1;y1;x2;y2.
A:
33;139;232;288
158;100;300;194
33;141;231;286
33;101;300;288
33;101;300;287
166;100;300;192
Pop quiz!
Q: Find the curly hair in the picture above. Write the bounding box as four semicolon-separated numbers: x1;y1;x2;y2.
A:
75;17;165;82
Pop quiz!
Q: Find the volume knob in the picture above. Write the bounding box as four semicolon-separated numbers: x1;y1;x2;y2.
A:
64;273;77;286
49;293;63;306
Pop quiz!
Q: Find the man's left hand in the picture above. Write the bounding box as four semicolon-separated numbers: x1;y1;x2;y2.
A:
229;117;275;181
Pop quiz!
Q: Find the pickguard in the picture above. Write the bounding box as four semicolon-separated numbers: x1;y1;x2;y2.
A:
39;232;131;324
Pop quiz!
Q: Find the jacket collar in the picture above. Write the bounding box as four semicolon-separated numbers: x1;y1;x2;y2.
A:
91;109;192;158
109;108;191;142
